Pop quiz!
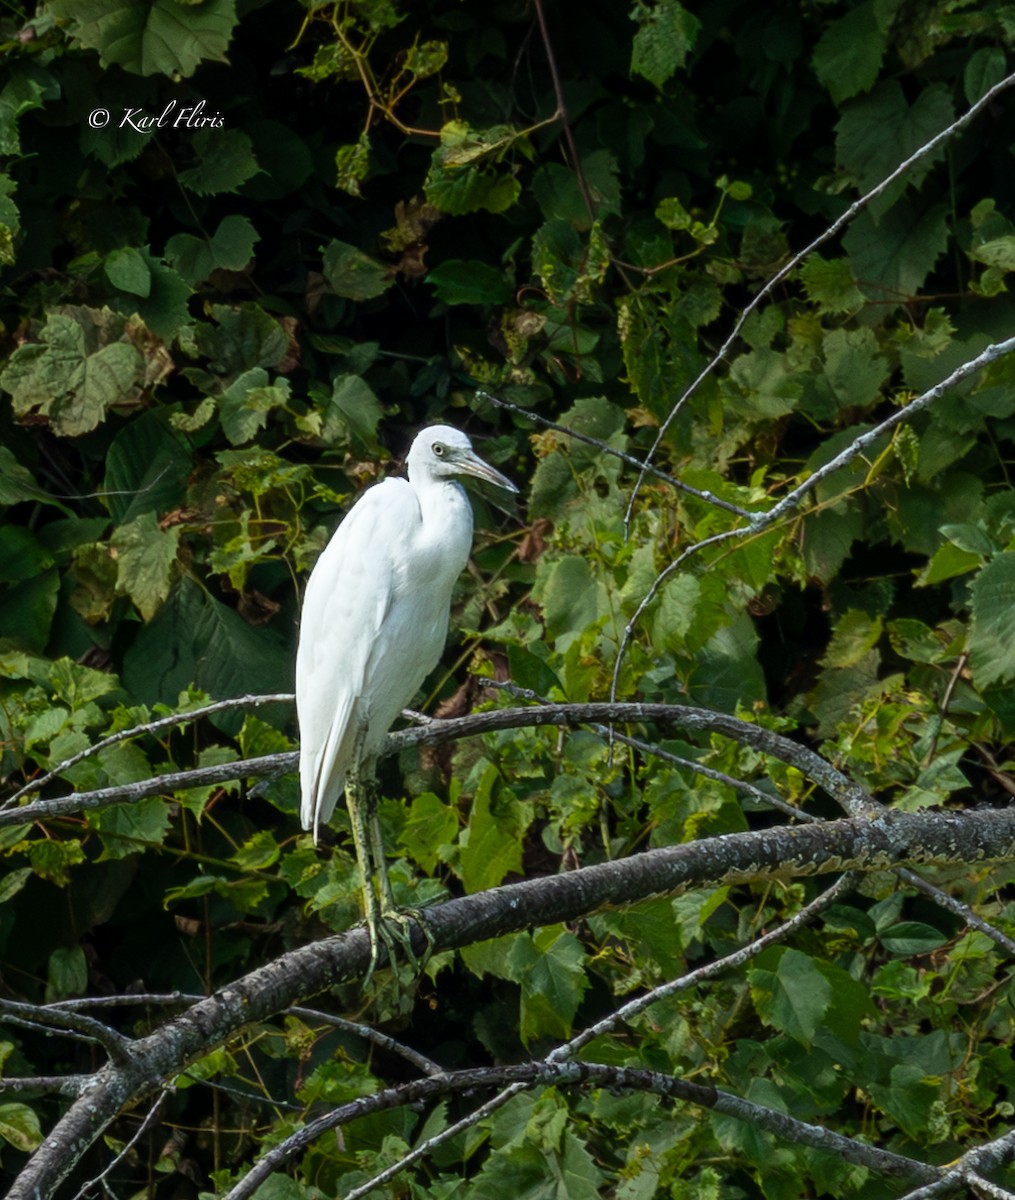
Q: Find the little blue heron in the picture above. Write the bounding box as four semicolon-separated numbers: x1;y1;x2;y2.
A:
296;425;517;971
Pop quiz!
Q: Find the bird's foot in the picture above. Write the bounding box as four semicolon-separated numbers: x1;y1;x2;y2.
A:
364;905;433;989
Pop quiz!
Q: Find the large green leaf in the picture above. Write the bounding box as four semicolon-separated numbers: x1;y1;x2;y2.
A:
749;948;833;1048
110;510;182;620
48;0;237;79
0;1102;42;1152
103;409;192;524
459;764;527;894
166;215;259;286
322;239;392;301
178;129;259;195
122;577;291;712
0;311;143;437
812;0;886;103
835;82;954;217
630;0;701;88
970;552;1015;688
843;200;949;305
508;927;589;1043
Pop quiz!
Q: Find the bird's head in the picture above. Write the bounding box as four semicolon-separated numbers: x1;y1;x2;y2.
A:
407;425;518;493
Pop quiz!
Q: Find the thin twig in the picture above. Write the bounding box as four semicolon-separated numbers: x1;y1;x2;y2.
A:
479;389;754;517
0;998;133;1062
69;1089;170;1200
338;872;857;1200
624;68;1015;525
610;335;1015;704
3;692;294;809
223;1055;933;1199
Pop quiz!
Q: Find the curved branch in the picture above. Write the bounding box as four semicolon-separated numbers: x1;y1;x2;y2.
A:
624;68;1015;521
4;700;873;828
611;334;1015;704
225;1059;937;1200
9;805;1015;1200
2;693;295;809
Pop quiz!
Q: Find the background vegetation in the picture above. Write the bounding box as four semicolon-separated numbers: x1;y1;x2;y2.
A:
3;0;1015;1196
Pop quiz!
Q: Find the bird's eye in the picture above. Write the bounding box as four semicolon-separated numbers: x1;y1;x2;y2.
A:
432;443;445;457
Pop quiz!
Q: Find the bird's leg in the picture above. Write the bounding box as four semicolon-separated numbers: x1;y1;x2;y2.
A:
344;755;386;982
346;742;423;984
365;795;434;974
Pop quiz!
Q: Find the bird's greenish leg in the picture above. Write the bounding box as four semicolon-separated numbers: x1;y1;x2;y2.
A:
365;799;434;974
346;750;423;985
344;759;387;983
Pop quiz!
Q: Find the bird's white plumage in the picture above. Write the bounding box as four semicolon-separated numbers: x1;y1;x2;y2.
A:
296;425;516;841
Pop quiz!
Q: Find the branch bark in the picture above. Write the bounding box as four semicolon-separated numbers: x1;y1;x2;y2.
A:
10;804;1015;1199
2;700;874;828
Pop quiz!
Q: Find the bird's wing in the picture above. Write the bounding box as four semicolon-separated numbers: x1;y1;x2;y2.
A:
296;479;417;839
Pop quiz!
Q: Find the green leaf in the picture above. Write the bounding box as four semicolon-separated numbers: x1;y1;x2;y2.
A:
878;920;948;956
111;510;182;620
424;126;523;215
533;151;622;227
964;46;1007;105
49;0;238;79
0;1102;42;1152
399;792;458;875
535;555;599;652
460;765;526;893
0;310;144;437
799;256;865;315
0;526;54;582
0;569;60;652
0;447;59;510
105;246;151;297
630;0;701;89
825;326;892;410
323;373;384;448
835;83;954;218
970;552;1015;688
166;215;259;286
198;303;290;374
812;1;886;103
843;200;948;305
322;239;392;301
0;868;31;905
427;260;513;306
509;927;589;1043
821;610;883;669
915;540;982;586
178;129;259;195
231;829;281;871
220;368;290;446
335;134;371;197
30;838;85;886
120;251;193;342
104;409;192;524
46;945;88;1001
0;64;58;156
122;577;291;711
749;948;832;1047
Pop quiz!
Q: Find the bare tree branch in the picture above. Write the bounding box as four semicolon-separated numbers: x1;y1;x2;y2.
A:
610;333;1015;704
3;693;294;809
9;804;1015;1200
4;700;873;830
624;68;1015;523
222;1058;938;1200
338;873;858;1200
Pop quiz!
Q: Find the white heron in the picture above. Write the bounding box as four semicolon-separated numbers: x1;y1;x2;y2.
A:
296;424;517;969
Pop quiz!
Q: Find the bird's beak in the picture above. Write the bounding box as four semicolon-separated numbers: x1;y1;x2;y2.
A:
458;450;519;494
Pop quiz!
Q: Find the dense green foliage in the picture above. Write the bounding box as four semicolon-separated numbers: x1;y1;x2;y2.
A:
3;0;1015;1196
